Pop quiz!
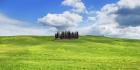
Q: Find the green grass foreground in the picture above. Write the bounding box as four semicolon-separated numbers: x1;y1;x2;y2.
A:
0;36;140;70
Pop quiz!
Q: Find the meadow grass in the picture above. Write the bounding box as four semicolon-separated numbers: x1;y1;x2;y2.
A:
0;36;140;70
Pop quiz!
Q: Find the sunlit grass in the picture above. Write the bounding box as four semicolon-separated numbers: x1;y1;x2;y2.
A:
0;36;140;70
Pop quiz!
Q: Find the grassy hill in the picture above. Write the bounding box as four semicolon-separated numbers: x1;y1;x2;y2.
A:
0;36;140;70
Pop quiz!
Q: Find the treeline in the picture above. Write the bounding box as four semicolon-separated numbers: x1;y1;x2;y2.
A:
55;31;79;39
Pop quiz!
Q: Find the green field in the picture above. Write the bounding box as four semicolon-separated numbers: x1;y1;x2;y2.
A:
0;36;140;70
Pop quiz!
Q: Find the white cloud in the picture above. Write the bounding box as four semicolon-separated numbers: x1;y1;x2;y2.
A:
62;0;86;13
38;11;83;31
85;0;140;39
0;25;56;36
0;14;25;25
118;0;140;9
0;13;57;36
38;0;85;31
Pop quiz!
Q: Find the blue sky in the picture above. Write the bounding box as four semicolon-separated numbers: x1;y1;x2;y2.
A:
0;0;140;39
0;0;117;22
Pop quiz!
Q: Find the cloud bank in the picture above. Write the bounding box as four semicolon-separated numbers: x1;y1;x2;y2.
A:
0;14;56;36
0;14;25;25
89;0;140;39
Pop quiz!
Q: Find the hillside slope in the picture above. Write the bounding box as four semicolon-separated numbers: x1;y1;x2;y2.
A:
0;36;140;70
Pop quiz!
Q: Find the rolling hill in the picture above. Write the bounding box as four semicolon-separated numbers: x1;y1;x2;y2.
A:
0;36;140;70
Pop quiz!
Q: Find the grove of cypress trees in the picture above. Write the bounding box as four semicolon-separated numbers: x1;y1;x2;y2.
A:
55;31;79;39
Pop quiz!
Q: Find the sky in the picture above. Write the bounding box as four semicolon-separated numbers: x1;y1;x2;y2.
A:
0;0;117;22
0;0;140;39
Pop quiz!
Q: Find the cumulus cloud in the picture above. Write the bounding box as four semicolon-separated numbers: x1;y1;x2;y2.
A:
87;0;140;39
38;11;83;31
38;0;85;31
62;0;86;13
118;0;140;9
